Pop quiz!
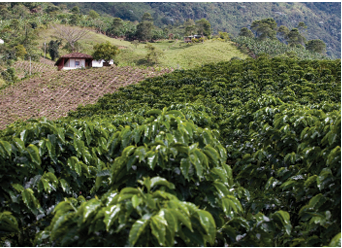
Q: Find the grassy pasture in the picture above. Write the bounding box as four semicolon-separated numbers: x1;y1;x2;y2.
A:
37;26;248;69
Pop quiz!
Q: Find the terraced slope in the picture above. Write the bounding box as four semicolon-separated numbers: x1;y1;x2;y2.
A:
13;59;57;79
0;66;172;129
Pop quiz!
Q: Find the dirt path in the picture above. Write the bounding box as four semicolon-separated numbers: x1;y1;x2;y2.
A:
0;66;172;129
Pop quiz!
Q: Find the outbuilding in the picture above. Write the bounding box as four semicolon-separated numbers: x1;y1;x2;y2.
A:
92;59;114;68
54;52;93;71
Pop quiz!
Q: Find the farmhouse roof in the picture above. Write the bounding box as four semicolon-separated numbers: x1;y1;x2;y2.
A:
60;52;92;59
54;52;93;66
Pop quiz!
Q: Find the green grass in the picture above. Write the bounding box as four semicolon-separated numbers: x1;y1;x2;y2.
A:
116;40;248;69
38;26;248;69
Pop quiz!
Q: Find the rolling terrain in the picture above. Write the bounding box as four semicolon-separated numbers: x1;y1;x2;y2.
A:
0;65;172;129
57;2;341;58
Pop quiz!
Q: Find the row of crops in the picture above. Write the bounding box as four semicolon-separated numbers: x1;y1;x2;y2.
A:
0;66;171;129
0;56;340;246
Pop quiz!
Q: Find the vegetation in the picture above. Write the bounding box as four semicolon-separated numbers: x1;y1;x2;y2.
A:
92;42;120;63
55;2;340;58
0;2;340;247
0;56;340;246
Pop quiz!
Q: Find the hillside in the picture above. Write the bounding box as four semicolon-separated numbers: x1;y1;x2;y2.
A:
0;57;340;246
57;2;341;58
37;27;248;69
0;66;172;129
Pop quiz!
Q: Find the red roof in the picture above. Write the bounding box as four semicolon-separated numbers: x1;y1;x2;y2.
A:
54;52;93;66
59;52;92;59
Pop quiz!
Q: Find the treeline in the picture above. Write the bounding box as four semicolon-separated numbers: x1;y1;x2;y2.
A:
237;18;327;55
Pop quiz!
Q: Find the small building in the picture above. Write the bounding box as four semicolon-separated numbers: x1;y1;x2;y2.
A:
184;35;203;43
92;59;114;68
54;52;93;71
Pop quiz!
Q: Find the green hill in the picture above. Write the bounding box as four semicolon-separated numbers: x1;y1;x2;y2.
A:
37;26;247;69
56;2;341;58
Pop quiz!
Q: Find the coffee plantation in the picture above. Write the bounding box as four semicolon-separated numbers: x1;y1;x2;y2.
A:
0;56;340;246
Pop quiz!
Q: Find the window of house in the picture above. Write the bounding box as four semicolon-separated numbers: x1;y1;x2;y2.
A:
75;60;80;66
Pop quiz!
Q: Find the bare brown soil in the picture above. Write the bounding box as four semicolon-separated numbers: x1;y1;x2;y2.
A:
13;59;57;79
0;66;172;129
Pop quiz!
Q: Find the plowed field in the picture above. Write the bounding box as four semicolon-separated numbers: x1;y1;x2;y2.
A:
0;66;172;129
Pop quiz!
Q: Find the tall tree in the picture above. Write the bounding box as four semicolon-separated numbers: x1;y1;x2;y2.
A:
286;28;306;47
136;12;154;41
251;18;278;40
196;18;211;36
48;40;61;61
52;25;89;53
88;10;99;20
239;27;254;38
306;39;326;54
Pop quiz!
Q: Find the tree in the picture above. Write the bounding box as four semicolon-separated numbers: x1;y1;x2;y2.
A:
108;17;123;36
219;31;230;41
286;28;306;47
145;43;164;64
69;14;81;26
14;44;27;59
52;25;89;53
71;6;80;14
141;12;153;22
48;40;61;61
251;18;278;40
306;39;326;54
297;22;307;35
92;41;119;63
239;27;254;38
196;18;211;36
277;25;289;39
88;10;99;20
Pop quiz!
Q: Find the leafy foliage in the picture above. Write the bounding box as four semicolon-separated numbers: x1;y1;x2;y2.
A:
0;56;340;246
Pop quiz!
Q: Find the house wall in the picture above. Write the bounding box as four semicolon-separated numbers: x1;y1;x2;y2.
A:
92;59;114;67
64;58;86;69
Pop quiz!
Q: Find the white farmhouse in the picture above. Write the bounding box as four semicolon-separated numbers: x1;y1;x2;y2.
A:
54;52;93;71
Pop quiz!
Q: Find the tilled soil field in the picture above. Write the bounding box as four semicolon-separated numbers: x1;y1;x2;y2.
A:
0;66;172;129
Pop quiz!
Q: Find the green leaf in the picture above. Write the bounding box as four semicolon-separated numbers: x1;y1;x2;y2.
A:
22;188;41;216
190;152;203;179
14;138;25;152
213;181;230;197
129;214;151;246
222;195;243;215
0;211;19;232
203;145;219;167
12;183;24;193
150;177;175;189
146;151;157;170
0;140;12;157
132;195;143;209
104;205;121;231
180;158;191;181
83;198;101;222
60;179;70;193
150;214;167;246
197;210;216;245
328;232;341;247
272;210;292;235
169;209;193;232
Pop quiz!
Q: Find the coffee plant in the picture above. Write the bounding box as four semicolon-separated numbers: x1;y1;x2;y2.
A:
0;56;340;246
